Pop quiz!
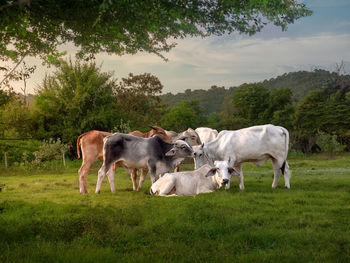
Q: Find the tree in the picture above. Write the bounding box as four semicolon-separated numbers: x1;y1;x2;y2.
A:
231;84;270;127
161;100;206;132
33;59;120;143
0;61;36;104
266;88;295;130
0;94;33;138
114;73;165;131
294;79;350;152
0;0;312;65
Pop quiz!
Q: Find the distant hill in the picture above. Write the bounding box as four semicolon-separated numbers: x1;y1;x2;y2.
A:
160;70;350;115
261;69;350;100
161;86;230;115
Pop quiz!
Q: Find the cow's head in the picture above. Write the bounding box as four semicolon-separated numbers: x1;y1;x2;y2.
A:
193;143;211;169
149;125;171;143
182;128;202;146
206;159;240;189
165;140;194;158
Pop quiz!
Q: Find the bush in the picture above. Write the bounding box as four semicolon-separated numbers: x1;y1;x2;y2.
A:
0;140;41;167
111;119;132;134
316;131;346;154
32;138;68;166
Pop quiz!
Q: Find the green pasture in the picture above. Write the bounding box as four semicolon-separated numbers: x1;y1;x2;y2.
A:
1;154;350;262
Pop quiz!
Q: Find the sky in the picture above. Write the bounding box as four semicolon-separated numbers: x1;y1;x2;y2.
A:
9;0;350;95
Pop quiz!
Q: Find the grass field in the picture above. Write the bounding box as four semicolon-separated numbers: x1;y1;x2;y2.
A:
1;154;350;262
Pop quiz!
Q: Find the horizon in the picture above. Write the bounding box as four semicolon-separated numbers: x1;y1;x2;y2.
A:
20;68;348;97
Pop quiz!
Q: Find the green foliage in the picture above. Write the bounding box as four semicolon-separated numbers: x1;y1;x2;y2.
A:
161;86;228;115
0;94;34;138
0;139;41;167
111;119;132;134
316;131;346;154
33;59;120;143
115;73;166;131
160;70;350;118
0;0;312;63
294;79;350;152
161;100;206;131
262;69;350;100
32;138;68;166
231;84;271;127
0;88;14;106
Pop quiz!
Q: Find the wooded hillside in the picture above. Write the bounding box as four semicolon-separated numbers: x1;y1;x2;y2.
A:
160;70;350;114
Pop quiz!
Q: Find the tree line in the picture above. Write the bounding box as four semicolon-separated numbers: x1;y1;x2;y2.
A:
1;60;350;166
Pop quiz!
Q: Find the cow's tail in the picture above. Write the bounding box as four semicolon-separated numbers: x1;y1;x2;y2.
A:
279;127;290;175
76;133;87;159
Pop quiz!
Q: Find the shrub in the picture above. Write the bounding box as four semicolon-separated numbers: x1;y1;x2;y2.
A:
32;138;68;166
0;140;41;167
111;119;132;134
316;131;346;154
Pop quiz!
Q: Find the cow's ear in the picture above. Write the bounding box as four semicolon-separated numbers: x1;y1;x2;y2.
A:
150;125;156;130
205;168;217;177
178;135;188;141
228;167;240;176
165;148;176;156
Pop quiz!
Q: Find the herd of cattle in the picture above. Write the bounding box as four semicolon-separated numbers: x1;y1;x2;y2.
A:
76;124;290;196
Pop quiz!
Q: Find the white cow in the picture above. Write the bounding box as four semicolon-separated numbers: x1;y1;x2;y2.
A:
150;161;239;196
194;124;290;190
195;127;218;144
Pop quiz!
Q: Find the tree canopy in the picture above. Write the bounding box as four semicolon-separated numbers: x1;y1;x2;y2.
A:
33;59;120;143
162;100;206;132
1;0;312;63
114;72;165;131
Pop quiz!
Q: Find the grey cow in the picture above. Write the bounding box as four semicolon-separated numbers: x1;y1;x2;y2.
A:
95;133;194;193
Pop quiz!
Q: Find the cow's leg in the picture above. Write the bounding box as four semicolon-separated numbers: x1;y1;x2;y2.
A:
237;164;244;190
271;159;281;189
174;165;180;172
106;163;117;193
283;161;291;189
148;160;157;184
137;168;148;190
157;177;176;196
225;179;231;190
78;161;92;194
130;169;138;191
96;163;110;194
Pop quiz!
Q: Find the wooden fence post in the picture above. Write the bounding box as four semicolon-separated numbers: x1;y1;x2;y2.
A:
4;152;8;169
62;153;66;167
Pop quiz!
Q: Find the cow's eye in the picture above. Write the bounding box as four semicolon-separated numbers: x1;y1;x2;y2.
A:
228;168;235;174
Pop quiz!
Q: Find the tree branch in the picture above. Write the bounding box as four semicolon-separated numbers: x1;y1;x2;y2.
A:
0;55;26;86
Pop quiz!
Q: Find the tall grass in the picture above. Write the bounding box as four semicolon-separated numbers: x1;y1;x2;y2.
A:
1;154;350;262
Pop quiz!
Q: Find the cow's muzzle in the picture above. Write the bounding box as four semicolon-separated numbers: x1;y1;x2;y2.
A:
222;179;229;185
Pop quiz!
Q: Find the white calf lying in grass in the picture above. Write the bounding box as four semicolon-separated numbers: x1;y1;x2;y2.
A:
150;161;239;196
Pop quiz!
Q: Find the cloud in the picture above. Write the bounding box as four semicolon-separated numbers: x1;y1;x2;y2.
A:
8;33;350;95
105;33;350;93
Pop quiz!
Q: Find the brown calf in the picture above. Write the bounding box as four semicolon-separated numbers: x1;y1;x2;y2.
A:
77;126;170;193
